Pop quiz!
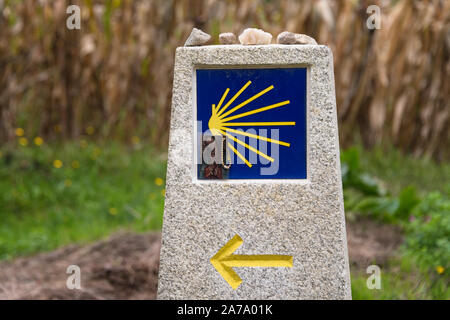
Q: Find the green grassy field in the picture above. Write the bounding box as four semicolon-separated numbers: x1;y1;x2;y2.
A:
0;139;166;260
357;146;450;195
0;139;448;299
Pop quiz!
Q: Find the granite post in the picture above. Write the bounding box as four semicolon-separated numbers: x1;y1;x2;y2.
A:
157;45;351;299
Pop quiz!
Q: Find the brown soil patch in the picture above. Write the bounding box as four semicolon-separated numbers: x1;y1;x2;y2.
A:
0;219;402;299
0;232;161;300
346;218;403;269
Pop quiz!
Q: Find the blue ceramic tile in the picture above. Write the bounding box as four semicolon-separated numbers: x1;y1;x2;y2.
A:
197;68;307;179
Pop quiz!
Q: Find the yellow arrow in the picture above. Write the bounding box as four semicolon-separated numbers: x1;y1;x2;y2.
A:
210;234;293;290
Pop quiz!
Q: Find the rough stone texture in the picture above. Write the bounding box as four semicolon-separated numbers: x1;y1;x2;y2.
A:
157;45;351;300
238;28;272;45
277;31;318;45
184;28;211;46
219;32;238;44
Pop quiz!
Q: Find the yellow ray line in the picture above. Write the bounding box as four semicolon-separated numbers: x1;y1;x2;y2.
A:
221;100;290;122
217;81;251;117
220;130;274;163
222;255;294;267
227;142;252;168
219;85;274;120
221;127;290;147
215;88;230;113
221;121;296;127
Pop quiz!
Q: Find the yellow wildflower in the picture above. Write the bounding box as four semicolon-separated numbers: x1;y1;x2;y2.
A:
161;188;166;197
86;126;95;135
436;266;445;274
132;136;140;144
64;179;72;187
19;137;28;146
112;0;121;9
53;159;63;168
80;140;88;148
34;137;44;146
108;207;118;215
71;160;80;169
15;128;24;137
154;177;164;186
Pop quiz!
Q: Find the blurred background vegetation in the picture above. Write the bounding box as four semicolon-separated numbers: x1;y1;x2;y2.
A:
1;0;448;159
0;0;448;299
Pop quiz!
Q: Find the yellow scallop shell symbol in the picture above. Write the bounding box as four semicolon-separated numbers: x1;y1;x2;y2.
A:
208;80;296;167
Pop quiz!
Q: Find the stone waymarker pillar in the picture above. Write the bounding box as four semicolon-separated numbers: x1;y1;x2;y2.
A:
157;45;351;299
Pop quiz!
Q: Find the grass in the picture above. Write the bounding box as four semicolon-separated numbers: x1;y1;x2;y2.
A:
350;257;449;300
350;271;429;300
0;139;167;260
357;145;450;195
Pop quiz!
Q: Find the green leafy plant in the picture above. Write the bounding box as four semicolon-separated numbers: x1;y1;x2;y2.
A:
406;192;450;273
341;147;385;196
341;147;449;298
